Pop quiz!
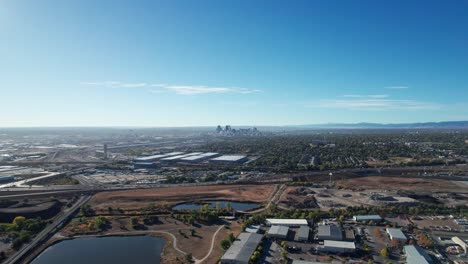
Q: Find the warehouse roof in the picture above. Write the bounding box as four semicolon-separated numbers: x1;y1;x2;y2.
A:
268;225;289;237
266;219;308;226
180;152;219;161
210;155;246;161
221;232;263;263
386;228;407;241
324;240;356;249
134;152;184;161
160;152;202;161
404;245;433;264
297;226;310;240
317;225;343;240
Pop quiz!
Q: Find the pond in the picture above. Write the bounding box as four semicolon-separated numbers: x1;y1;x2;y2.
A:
31;236;166;264
172;200;260;211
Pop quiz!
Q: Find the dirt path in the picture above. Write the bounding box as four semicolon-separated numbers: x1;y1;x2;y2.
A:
247;184;286;214
195;225;224;264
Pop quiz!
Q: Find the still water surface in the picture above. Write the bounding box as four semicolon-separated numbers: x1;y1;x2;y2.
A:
31;236;165;264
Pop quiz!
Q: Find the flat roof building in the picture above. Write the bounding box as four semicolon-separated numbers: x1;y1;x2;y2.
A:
209;155;248;164
317;225;343;241
386;228;407;243
404;245;433;264
353;215;382;222
221;232;263;264
267;225;289;239
296;226;310;242
244;225;260;234
180;152;220;163
160;152;202;162
318;240;355;253
265;219;308;227
133;152;184;162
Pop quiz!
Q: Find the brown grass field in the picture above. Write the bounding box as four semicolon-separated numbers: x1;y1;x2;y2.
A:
89;184;275;211
337;176;463;192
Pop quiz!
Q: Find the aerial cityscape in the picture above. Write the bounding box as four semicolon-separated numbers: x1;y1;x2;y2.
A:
0;1;467;264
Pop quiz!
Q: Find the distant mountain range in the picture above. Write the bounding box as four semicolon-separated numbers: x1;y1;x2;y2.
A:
298;121;468;129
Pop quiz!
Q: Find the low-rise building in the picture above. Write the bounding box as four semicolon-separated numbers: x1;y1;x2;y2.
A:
318;240;355;253
386;228;407;243
404;245;433;264
296;226;310;242
353;215;382;222
265;219;308;227
221;232;263;264
244;225;260;234
317;225;343;241
267;225;289;239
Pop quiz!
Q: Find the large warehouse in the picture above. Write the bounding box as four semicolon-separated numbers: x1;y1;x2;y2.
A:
160;152;202;162
317;225;343;241
221;232;263;264
209;155;248;164
180;152;220;163
318;240;356;253
265;219;308;227
133;152;184;162
386;228;407;243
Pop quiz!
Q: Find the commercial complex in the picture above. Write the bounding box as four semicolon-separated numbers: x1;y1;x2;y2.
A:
221;232;263;264
133;152;184;162
180;152;220;163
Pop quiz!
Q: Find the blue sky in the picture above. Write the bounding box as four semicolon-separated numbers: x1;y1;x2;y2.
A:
1;0;467;127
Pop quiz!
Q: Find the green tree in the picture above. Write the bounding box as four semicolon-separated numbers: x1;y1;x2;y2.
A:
221;239;231;250
380;248;388;258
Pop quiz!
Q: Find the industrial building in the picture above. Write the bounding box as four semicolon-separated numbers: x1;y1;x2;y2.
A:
386;228;407;243
133;152;184;162
180;152;220;163
353;215;382;222
160;152;202;162
295;226;310;242
317;240;356;253
404;245;433;264
317;225;343;241
220;232;263;264
265;219;308;227
209;155;248;164
267;225;289;239
244;225;260;234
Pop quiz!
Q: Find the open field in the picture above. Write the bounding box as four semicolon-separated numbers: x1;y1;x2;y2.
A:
89;184;275;211
337;176;465;192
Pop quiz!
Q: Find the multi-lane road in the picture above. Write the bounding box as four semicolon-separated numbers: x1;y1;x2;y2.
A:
4;195;91;264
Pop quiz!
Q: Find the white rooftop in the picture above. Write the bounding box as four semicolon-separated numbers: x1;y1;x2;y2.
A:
210;155;246;161
324;240;356;249
266;219;308;226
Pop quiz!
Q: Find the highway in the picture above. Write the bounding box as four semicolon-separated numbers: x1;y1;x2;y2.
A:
4;195;91;264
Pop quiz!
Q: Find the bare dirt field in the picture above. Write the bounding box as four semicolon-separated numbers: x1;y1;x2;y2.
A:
89;184;275;211
337;176;462;192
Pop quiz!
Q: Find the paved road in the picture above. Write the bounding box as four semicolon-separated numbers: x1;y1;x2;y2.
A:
4;195;91;264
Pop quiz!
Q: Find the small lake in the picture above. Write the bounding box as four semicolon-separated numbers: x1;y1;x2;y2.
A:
173;200;260;211
31;236;165;264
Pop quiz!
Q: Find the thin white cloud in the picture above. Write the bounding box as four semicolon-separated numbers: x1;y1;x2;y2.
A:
82;81;261;95
385;86;409;89
308;97;439;111
343;94;389;98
